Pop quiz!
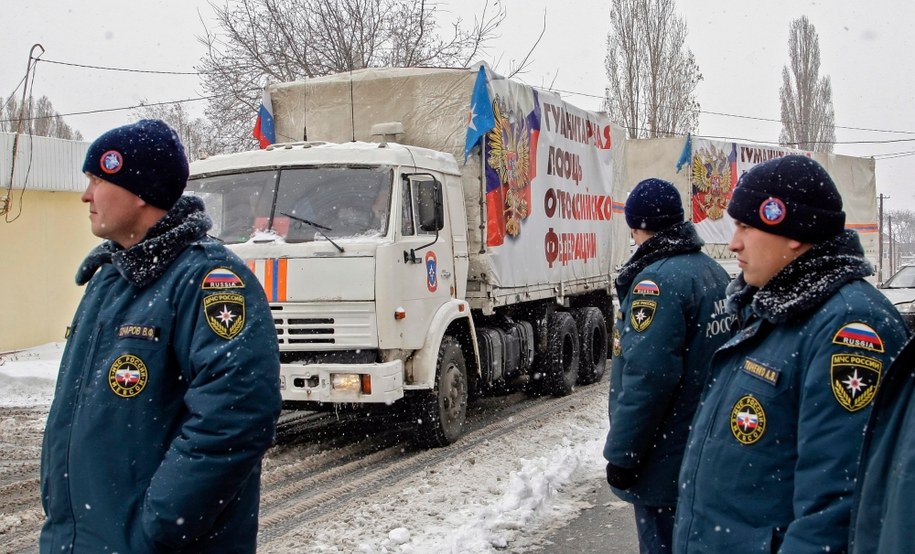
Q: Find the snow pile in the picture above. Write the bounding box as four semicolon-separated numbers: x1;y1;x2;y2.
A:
423;437;603;553
0;343;62;407
292;407;609;553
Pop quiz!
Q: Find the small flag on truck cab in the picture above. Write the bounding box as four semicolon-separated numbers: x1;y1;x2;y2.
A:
464;65;495;162
253;88;276;149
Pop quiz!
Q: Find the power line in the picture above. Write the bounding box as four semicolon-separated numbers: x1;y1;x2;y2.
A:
28;55;915;139
874;150;915;160
551;87;915;137
0;94;241;125
3;75;28;111
34;57;202;76
12;55;915;154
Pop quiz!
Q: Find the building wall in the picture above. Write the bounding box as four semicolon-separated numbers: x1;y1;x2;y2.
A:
0;190;98;352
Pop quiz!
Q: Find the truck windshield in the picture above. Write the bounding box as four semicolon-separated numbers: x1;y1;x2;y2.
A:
186;167;393;244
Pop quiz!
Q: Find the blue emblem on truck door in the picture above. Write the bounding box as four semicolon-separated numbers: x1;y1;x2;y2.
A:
425;251;438;293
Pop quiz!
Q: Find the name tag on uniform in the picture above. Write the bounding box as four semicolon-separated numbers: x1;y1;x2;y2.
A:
117;324;160;341
741;357;779;386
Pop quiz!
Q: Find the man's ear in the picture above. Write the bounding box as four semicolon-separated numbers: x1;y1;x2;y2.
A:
788;238;813;257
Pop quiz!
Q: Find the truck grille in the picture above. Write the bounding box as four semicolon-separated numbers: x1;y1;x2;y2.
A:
271;303;377;349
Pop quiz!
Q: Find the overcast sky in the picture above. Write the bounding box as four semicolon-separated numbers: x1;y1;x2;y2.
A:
4;0;914;210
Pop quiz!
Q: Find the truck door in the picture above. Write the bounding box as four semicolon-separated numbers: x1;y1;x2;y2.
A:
382;174;454;350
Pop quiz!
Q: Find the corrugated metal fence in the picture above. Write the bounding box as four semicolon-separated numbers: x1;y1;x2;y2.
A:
0;132;88;192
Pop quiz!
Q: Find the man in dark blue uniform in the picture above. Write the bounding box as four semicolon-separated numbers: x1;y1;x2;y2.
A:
673;155;907;553
850;329;915;552
604;178;732;554
39;120;282;553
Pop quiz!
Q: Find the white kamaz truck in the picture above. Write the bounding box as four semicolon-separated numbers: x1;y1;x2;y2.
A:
187;66;630;446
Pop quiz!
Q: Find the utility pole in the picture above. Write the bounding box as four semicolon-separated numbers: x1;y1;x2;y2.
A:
878;194;888;282
889;215;895;277
4;43;45;217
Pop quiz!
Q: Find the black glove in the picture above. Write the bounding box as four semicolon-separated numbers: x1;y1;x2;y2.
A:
606;462;639;490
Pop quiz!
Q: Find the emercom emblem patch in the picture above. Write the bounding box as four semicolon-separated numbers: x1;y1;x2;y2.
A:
731;395;766;445
204;293;246;340
630;299;656;333
830;353;881;412
108;354;149;398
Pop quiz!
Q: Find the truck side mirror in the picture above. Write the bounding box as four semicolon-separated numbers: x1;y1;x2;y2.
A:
403;174;444;264
417;179;444;232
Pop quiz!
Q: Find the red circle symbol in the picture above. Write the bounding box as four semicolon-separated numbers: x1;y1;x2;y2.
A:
758;197;786;225
100;150;123;174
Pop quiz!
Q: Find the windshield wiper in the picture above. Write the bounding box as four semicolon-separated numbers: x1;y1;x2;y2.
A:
280;212;344;252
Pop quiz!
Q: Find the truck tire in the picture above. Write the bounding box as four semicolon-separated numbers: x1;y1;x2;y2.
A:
538;311;580;397
575;307;607;385
412;336;468;447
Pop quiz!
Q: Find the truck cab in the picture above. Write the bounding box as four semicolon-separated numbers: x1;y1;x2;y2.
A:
187;140;475;445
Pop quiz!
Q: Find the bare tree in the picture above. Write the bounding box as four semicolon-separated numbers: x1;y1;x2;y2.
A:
779;16;835;152
0;97;18;133
0;95;82;140
197;0;504;152
132;101;216;162
886;209;915;259
603;0;701;139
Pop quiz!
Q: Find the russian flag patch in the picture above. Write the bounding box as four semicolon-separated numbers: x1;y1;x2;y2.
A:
832;322;884;353
201;268;245;290
633;279;660;296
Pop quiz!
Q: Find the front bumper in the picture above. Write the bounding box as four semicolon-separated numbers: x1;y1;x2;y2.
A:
280;360;404;404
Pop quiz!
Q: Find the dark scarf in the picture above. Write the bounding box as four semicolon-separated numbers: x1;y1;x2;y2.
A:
726;230;873;324
615;221;704;294
76;195;212;288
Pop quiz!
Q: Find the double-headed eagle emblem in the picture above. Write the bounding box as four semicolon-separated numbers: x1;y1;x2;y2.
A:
691;145;733;221
487;97;532;237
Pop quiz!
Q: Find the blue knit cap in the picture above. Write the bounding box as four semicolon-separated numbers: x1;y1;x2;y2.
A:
727;155;845;243
625;178;685;231
82;119;189;210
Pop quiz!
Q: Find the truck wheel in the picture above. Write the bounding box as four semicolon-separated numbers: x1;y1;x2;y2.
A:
538;311;580;397
575;307;607;385
412;336;468;447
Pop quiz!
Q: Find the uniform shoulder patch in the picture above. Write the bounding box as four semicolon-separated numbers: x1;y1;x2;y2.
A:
204;293;247;339
630;299;656;332
201;268;246;290
832;322;884;353
632;279;660;296
830;353;882;412
731;395;766;445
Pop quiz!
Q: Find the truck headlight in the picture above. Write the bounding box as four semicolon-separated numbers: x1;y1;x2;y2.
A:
331;374;363;393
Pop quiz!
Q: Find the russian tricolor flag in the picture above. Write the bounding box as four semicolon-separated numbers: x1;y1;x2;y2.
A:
633;280;660;295
252;88;275;149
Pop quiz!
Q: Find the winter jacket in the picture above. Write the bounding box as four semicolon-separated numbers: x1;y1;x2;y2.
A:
673;230;907;554
39;196;282;553
849;333;915;553
604;222;733;506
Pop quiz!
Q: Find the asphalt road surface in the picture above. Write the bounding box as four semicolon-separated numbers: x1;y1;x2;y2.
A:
537;480;640;554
